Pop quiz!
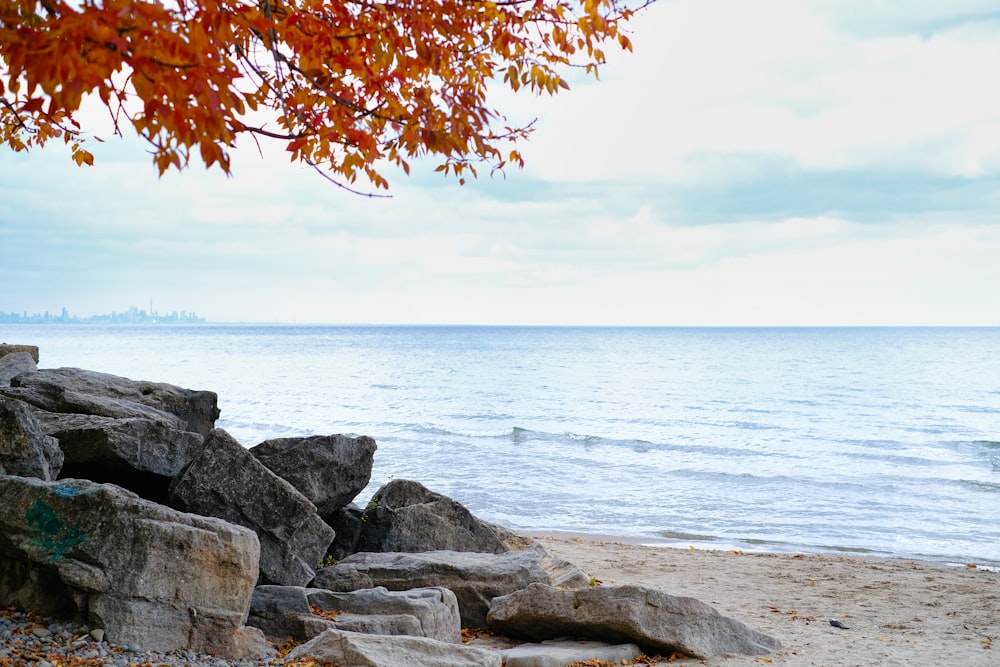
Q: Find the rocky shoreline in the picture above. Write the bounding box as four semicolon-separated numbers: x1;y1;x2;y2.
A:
0;604;273;667
1;344;781;666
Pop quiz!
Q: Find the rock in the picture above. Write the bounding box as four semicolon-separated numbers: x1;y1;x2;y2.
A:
246;585;323;641
312;542;590;628
33;412;204;503
168;429;335;586
0;344;39;364
498;640;642;667
250;433;376;516
0;351;37;386
325;502;365;561
486;583;782;659
248;585;462;645
0;397;63;480
285;628;502;667
348;479;509;556
487;520;535;551
309;587;462;644
0;475;268;658
1;368;220;437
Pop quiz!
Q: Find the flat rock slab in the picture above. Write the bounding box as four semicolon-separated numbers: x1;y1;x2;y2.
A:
286;628;502;667
313;542;589;627
487;583;782;659
2;367;219;436
248;585;461;644
38;413;204;478
499;640;642;667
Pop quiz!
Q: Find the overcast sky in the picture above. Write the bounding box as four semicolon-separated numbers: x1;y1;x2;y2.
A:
3;0;1000;325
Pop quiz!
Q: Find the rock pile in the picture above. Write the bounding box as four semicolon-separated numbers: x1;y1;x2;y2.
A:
0;345;781;665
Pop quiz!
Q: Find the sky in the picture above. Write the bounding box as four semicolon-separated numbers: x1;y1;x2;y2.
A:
2;0;1000;326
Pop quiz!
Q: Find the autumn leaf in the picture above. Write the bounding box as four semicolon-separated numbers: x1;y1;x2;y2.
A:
1;0;649;192
71;149;95;166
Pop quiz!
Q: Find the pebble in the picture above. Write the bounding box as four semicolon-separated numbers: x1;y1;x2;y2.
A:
0;605;289;666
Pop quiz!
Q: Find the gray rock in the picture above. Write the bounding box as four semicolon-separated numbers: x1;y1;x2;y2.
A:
0;351;37;386
168;429;335;586
350;479;508;556
248;585;462;645
250;434;376;516
0;475;268;658
35;412;204;501
246;585;316;641
498;640;642;667
312;542;589;628
0;396;63;480
1;368;219;436
325;502;364;561
308;587;461;644
0;344;39;364
486;583;782;659
285;628;502;667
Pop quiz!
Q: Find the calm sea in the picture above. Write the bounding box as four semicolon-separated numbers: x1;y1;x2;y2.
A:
3;324;999;565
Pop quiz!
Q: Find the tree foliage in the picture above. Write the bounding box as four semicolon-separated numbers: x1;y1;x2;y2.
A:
0;0;644;191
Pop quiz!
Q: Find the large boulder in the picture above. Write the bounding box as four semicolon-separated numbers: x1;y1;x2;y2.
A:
1;368;220;436
0;344;39;364
0;396;63;480
285;628;502;667
33;412;204;503
250;434;376;516
0;351;37;386
248;585;461;644
312;543;590;627
344;479;508;556
169;429;336;586
486;583;783;659
0;475;268;658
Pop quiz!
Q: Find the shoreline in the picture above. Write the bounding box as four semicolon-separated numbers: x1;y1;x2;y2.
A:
519;528;1000;571
531;533;999;666
3;533;997;666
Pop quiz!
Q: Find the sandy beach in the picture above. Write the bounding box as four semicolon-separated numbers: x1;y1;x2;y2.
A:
526;533;999;667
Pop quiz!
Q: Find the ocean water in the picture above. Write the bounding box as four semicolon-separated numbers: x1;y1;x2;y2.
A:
3;324;999;565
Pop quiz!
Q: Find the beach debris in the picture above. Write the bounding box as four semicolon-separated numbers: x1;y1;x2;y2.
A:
829;620;850;629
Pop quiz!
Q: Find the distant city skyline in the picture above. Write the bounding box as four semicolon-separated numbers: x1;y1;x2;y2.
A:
0;306;205;325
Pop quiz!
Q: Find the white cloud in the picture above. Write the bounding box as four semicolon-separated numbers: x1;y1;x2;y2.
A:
516;0;1000;183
